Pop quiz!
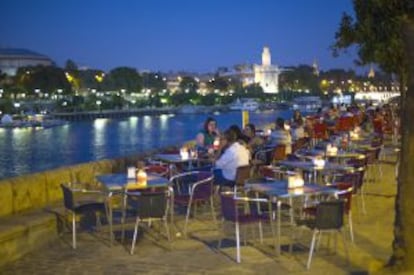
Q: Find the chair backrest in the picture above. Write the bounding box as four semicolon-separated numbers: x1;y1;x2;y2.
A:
315;200;344;230
145;164;169;177
61;184;75;211
191;171;214;200
170;171;213;196
313;122;328;139
127;191;168;219
334;184;353;214
259;165;275;178
235;165;251;186
254;147;274;165
272;145;286;162
220;193;237;222
336;116;353;132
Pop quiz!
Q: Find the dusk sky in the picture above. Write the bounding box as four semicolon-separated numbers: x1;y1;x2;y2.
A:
1;0;361;73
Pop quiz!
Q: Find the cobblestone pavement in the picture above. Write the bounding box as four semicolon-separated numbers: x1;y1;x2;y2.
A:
1;151;400;275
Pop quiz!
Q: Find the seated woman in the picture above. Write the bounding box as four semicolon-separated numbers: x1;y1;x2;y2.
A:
291;109;304;127
196;117;220;153
229;124;250;145
243;123;265;153
214;128;250;188
268;117;292;154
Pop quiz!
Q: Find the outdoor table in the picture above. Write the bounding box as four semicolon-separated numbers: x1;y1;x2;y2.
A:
244;179;338;255
97;173;170;244
278;160;354;184
295;148;366;164
153;153;201;176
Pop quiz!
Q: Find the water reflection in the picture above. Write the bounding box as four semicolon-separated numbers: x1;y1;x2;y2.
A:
0;110;291;179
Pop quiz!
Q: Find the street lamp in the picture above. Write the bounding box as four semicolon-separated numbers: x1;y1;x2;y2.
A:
96;100;102;111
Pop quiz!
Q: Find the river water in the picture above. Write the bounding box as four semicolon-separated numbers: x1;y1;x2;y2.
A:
0;110;292;179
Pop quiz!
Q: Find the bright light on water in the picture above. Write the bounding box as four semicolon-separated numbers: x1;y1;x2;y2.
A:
0;110;292;179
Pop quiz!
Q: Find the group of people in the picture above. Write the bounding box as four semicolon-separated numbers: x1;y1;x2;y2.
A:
195;117;265;188
194;113;301;188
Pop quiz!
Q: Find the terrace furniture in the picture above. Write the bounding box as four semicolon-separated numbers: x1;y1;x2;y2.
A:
96;173;170;244
297;200;349;269
217;192;274;263
170;171;216;237
121;190;171;255
60;183;107;249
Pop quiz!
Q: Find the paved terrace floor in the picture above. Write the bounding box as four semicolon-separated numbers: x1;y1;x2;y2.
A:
1;149;401;275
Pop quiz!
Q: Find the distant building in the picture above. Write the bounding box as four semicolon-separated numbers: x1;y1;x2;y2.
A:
0;48;54;76
253;47;280;93
368;64;375;78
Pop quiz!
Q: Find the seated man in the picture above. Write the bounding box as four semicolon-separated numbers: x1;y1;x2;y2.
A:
268;117;292;154
214;128;250;188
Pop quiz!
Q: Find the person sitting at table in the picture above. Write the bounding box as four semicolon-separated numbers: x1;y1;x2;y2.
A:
229;124;250;145
268;117;292;154
243;123;265;153
196;117;220;152
290;118;305;142
214;128;250;188
291;109;304;127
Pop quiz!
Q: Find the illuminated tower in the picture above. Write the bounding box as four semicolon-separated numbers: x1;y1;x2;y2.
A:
254;46;280;93
312;59;319;76
368;64;375;78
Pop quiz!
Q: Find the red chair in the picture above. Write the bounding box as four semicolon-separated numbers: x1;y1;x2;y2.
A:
312;121;328;140
336;116;354;132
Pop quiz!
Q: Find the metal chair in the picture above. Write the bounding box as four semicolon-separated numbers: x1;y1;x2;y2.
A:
297;200;349;269
170;171;216;237
60;183;107;249
121;190;171;255
217;192;274;263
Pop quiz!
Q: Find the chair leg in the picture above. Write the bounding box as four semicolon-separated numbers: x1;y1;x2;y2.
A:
121;198;127;244
348;212;354;243
340;229;350;265
210;196;217;227
183;198;193;237
235;222;241;263
72;213;76;249
163;218;171;242
217;218;224;250
104;199;114;245
130;218;140;255
258;222;263;244
307;230;318;270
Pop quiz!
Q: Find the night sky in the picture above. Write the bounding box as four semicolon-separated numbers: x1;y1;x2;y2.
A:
1;0;359;73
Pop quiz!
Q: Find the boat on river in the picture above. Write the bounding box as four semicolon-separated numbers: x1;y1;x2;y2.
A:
229;98;260;111
0;114;67;129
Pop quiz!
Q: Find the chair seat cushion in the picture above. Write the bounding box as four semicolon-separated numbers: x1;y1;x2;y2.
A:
237;214;269;223
74;202;106;213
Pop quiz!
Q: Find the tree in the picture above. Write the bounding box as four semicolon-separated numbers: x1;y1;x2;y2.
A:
102;67;142;92
179;76;198;93
332;0;408;99
333;0;414;271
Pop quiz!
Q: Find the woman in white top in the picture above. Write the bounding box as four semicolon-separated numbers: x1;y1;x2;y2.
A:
214;128;250;187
